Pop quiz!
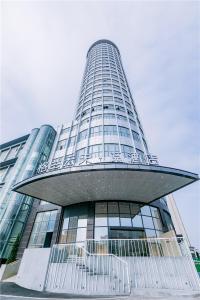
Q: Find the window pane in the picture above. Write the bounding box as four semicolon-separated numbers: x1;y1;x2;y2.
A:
130;203;141;216
95;227;108;239
153;218;163;230
142;216;154;229
95;202;107;213
120;217;132;227
63;218;69;230
66;229;77;243
108;217;120;226
95;215;107;226
141;206;151;216
68;216;78;228
145;229;156;238
108;202;119;214
132;215;143;227
76;228;87;242
151;207;160;218
78;217;87;228
119;202;130;214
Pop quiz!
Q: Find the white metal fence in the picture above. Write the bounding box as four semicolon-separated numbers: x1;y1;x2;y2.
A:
44;238;200;295
44;243;130;295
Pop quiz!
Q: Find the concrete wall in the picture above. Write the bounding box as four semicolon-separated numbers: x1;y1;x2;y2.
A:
16;248;50;291
0;260;21;280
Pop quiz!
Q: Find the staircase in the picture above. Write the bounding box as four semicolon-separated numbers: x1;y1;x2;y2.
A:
44;244;130;295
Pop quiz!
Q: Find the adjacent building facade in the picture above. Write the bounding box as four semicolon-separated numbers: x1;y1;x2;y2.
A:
0;40;199;294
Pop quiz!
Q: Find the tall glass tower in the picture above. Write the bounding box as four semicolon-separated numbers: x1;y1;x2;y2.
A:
73;39;149;163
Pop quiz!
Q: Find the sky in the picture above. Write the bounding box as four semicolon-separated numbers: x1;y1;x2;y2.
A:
1;1;200;248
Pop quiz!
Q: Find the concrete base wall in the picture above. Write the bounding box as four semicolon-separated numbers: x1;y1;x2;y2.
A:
16;248;50;291
125;257;200;291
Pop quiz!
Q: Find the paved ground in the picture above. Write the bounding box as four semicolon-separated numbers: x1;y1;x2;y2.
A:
0;282;200;300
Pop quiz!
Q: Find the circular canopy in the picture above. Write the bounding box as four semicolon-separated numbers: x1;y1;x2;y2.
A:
13;163;198;207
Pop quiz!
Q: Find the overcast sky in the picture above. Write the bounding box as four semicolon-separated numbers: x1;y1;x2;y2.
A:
1;1;200;248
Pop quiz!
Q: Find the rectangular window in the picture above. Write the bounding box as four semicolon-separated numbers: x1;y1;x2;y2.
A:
88;144;103;158
28;210;57;248
104;143;119;157
121;145;134;158
119;126;130;137
132;130;140;142
56;139;68;151
78;129;88;142
104;125;117;136
90;126;103;137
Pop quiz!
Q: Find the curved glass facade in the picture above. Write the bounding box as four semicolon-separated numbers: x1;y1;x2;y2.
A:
59;201;175;244
52;40;150;166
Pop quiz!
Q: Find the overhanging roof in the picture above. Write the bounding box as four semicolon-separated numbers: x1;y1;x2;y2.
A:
13;163;199;207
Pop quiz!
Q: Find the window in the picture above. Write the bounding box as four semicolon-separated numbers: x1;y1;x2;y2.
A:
61;127;70;134
120;217;132;227
121;145;134;158
132;215;143;227
91;114;102;121
28;210;57;248
6;146;19;160
78;129;88;142
88;144;103;158
90;126;103;137
141;205;151;216
104;113;115;119
104;143;119;157
95;227;108;239
56;139;67;151
119;126;130;137
117;114;127;121
68;136;76;147
103;104;114;110
0;149;9;162
80;118;90;126
104;125;117;135
108;216;120;226
92;105;102;112
115;105;125;112
76;148;86;160
132;130;140;142
103;96;113;102
142;216;154;229
0;168;8;183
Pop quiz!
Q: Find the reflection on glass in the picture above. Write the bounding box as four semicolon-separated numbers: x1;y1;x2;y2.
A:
68;216;78;228
95;215;107;226
108;217;120;226
150;207;159;218
141;205;151;216
76;228;87;242
63;218;69;230
108;202;119;213
67;229;77;243
119;202;130;214
78;218;87;228
95;227;108;239
132;215;143;227
120;217;132;227
95;202;107;213
145;229;156;238
142;216;154;229
153;218;163;230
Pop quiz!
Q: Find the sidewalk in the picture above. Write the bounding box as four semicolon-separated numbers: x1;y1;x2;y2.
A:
0;282;200;300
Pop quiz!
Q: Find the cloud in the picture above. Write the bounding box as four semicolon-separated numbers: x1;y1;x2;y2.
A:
1;1;199;248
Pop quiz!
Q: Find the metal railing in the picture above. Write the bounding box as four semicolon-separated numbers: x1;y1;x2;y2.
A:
44;243;130;295
44;238;200;294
